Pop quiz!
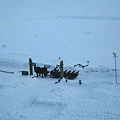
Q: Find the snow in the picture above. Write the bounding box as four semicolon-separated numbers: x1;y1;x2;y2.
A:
0;0;120;120
0;69;120;120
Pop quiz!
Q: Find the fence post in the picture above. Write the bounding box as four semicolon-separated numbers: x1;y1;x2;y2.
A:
29;58;33;75
112;52;118;84
60;60;64;79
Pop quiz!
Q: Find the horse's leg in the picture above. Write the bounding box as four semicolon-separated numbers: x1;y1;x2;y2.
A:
39;73;41;76
36;72;38;77
41;73;43;77
44;73;47;77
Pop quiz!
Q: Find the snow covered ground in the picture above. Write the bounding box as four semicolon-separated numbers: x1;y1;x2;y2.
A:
0;66;120;120
0;0;120;120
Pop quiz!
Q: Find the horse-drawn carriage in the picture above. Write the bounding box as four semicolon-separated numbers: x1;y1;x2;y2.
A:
31;57;88;80
34;63;79;80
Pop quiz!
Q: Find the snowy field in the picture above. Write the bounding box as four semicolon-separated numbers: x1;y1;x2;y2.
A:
0;0;120;120
0;66;120;120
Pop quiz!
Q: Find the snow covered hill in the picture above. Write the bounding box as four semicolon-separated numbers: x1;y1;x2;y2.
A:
0;66;120;120
0;0;120;120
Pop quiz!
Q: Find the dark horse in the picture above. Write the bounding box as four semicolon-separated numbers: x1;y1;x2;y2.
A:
34;64;48;77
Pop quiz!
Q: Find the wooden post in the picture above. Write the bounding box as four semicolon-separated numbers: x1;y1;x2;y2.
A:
60;60;64;79
29;58;33;75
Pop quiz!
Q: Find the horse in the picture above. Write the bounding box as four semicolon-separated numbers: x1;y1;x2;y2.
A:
34;64;48;77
